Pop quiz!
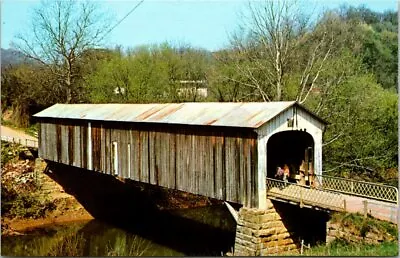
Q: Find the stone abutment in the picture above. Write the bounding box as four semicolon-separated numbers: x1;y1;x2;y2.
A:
233;200;329;256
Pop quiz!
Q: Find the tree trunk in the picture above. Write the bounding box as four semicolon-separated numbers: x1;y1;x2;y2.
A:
65;66;72;104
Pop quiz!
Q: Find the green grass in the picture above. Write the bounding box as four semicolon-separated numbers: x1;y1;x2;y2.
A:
1;118;16;128
305;212;399;256
2;231;152;256
24;123;39;137
330;212;398;238
303;240;398;256
1;141;18;165
105;234;153;256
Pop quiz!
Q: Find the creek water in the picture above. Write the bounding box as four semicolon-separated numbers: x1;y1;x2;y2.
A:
1;204;237;256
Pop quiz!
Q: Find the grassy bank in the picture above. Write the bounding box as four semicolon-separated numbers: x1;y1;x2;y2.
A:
2;222;160;256
304;240;398;256
304;212;399;256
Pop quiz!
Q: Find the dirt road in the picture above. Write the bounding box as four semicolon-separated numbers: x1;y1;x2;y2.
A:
1;126;37;140
1;126;38;147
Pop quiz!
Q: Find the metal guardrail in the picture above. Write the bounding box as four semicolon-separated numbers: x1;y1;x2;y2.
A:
314;174;398;204
266;178;346;211
1;135;39;148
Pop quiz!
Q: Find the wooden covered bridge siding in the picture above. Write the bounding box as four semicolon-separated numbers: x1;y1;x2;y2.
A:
36;101;326;209
39;120;260;207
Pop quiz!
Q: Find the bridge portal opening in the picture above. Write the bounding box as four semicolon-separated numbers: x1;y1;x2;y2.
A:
267;131;314;181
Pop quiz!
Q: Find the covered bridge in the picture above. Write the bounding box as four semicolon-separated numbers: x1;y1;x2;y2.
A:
34;101;326;209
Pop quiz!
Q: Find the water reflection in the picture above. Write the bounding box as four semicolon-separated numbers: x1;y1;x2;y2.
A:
2;205;237;256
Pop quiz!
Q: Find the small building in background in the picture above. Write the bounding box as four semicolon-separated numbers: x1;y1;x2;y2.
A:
33;101;326;208
176;80;208;98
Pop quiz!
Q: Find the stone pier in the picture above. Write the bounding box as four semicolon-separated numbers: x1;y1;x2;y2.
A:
233;200;300;256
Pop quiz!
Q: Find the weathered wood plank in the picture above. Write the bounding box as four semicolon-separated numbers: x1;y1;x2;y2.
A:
224;137;232;202
169;133;177;189
39;123;45;159
91;125;101;171
245;138;252;207
189;134;196;194
132;130;140;181
250;138;258;207
148;131;156;185
179;133;187;192
196;134;203;195
159;131;169;188
73;125;81;167
176;132;185;192
104;127;111;175
68;125;74;166
118;128;126;177
140;131;149;183
119;129;127;178
100;125;105;173
110;127;118;176
60;124;69;164
214;134;223;199
204;135;213;197
221;135;226;200
154;131;162;186
238;136;245;204
55;124;62;163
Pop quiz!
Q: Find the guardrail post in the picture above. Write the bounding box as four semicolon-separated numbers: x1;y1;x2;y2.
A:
363;200;368;218
351;181;354;194
343;199;346;212
300;239;304;255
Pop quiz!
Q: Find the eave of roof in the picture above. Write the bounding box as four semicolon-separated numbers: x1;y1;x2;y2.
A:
34;101;327;128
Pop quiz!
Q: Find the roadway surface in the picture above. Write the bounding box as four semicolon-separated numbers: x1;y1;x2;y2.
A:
1;125;38;147
267;185;398;224
344;195;398;224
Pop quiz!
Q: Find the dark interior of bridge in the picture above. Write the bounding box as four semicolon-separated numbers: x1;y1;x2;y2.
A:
266;130;314;179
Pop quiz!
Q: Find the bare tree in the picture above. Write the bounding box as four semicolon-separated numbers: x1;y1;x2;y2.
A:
228;0;333;102
12;0;113;103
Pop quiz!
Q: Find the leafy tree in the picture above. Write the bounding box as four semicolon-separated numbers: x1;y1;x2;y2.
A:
87;44;211;103
13;0;113;103
360;26;397;90
223;0;333;102
208;49;257;102
337;6;398;90
321;72;397;181
1;64;56;126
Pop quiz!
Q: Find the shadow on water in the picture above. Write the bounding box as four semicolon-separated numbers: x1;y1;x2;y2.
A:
36;161;237;256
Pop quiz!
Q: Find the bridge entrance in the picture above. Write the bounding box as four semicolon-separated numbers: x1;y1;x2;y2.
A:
266;131;314;181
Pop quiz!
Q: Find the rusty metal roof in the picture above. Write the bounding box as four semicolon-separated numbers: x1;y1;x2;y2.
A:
34;101;324;128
